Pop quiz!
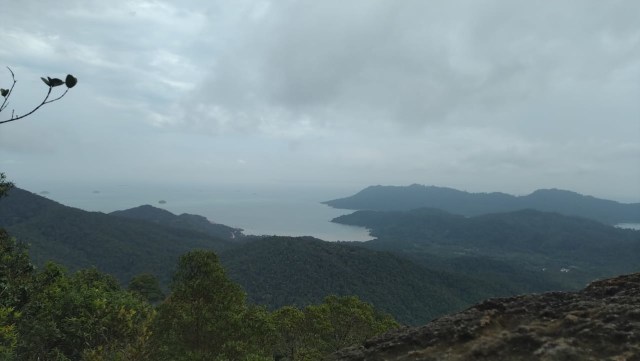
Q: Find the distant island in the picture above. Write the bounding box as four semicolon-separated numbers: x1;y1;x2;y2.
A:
323;184;640;225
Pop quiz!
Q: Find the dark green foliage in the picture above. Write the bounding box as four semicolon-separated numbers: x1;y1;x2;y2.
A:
219;236;503;325
111;204;245;242
272;306;310;360
0;229;34;310
305;295;399;353
0;229;33;360
128;273;165;304
1;227;400;360
151;250;272;360
0;306;17;360
334;208;640;288
272;296;399;360
16;263;155;360
0;188;234;285
324;184;640;224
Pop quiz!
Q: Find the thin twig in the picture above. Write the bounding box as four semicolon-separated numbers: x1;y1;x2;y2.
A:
0;85;71;125
0;67;74;125
44;88;69;104
0;67;17;113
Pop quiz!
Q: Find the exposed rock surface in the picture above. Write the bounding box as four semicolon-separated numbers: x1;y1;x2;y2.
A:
334;273;640;361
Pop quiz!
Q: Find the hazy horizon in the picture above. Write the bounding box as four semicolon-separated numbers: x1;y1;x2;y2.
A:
14;179;640;205
10;181;640;243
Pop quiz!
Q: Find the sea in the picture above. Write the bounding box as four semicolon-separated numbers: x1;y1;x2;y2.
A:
25;182;640;241
35;183;373;242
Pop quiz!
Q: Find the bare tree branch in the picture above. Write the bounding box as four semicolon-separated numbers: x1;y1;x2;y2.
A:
0;67;76;125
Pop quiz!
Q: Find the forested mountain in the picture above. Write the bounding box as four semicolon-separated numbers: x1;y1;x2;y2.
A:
0;229;400;360
0;188;232;284
219;236;505;325
324;184;640;224
5;186;637;326
110;204;245;242
0;188;517;324
333;208;640;288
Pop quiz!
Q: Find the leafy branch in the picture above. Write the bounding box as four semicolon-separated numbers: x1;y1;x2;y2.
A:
0;67;77;125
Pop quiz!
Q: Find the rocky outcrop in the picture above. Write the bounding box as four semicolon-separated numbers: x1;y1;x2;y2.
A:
334;273;640;361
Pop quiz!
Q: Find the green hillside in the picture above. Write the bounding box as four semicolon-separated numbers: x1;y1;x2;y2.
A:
110;204;245;242
333;208;640;287
0;188;232;285
219;236;505;325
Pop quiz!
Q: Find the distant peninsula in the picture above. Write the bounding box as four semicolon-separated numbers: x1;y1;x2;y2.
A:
323;184;640;225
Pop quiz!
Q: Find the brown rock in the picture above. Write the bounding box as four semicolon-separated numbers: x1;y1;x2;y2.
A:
333;273;640;361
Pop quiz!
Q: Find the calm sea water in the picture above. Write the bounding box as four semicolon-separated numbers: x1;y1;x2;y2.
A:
36;183;373;242
29;182;640;241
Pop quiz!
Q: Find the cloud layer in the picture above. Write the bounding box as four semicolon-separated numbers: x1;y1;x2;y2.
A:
1;0;638;200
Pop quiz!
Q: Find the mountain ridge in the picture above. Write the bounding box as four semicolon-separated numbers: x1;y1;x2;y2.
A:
323;184;640;224
110;204;245;241
0;188;233;285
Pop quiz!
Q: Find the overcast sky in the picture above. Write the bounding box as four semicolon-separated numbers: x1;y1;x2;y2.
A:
1;0;639;201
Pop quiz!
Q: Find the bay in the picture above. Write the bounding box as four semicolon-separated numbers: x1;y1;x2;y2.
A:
36;183;373;242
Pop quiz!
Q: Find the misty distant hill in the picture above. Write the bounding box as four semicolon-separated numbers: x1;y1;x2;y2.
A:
0;188;233;284
333;208;640;288
111;205;245;242
323;184;640;224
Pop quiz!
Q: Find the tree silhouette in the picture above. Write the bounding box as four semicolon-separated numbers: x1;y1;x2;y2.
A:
0;173;12;198
0;67;77;125
1;67;77;198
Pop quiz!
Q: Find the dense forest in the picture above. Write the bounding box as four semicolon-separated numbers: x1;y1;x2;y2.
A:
0;188;234;285
219;236;504;324
334;208;640;288
0;228;399;360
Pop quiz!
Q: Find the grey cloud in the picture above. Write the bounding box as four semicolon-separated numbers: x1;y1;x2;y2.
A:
0;0;638;200
178;0;640;135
